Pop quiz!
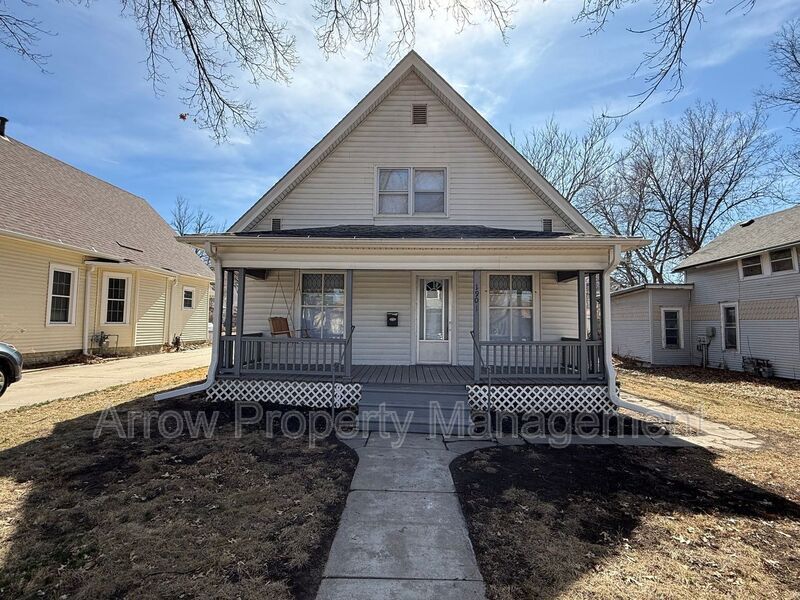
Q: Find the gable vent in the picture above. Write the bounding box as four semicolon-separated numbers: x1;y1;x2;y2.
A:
271;218;281;232
412;104;428;125
542;218;553;233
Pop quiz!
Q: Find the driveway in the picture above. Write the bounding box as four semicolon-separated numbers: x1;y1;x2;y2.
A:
0;347;211;411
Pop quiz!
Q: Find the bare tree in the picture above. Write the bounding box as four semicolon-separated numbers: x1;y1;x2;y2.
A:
171;195;223;264
2;0;514;140
512;115;620;212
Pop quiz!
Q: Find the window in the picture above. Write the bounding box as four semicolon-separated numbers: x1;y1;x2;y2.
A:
661;308;683;349
301;273;345;339
377;167;446;215
769;248;795;273
378;168;409;214
102;273;130;324
47;265;77;325
183;287;195;309
721;303;738;351
488;274;534;341
740;255;763;278
413;169;445;213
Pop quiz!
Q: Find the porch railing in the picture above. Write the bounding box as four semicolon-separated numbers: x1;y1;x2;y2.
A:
218;327;355;378
474;339;605;380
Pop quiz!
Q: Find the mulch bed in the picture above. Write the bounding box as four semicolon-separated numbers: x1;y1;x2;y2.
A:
451;444;800;600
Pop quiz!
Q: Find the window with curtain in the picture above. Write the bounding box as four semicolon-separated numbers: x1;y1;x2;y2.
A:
488;274;533;341
378;169;409;214
301;273;345;338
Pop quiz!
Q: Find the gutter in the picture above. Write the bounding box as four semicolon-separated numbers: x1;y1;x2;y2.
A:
602;244;676;422
154;243;220;402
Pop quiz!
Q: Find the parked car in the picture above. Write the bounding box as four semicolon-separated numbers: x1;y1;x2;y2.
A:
0;342;23;396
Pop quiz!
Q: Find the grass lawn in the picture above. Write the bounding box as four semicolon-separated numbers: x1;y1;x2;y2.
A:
0;369;357;599
452;366;800;600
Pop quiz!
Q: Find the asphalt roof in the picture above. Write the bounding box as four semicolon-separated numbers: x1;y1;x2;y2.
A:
236;225;572;239
676;205;800;271
0;137;211;278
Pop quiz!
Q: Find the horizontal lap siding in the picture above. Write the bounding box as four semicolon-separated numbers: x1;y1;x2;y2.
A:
178;277;210;342
135;275;167;346
610;291;651;362
650;288;692;366
352;271;413;365
0;236;86;354
255;72;567;232
242;271;297;335
456;272;474;365
540;273;578;341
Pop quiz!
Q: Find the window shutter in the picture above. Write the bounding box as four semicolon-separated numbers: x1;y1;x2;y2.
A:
412;104;428;125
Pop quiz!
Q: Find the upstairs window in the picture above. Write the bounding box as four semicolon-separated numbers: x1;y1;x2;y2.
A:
769;248;794;273
377;168;446;215
740;255;763;278
47;265;77;325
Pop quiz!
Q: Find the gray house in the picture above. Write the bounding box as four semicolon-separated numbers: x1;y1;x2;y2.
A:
611;205;800;380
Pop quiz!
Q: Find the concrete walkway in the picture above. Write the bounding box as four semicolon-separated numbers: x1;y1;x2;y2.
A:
317;433;486;600
0;347;211;411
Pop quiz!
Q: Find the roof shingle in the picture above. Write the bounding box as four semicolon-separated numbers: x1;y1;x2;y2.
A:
0;137;211;278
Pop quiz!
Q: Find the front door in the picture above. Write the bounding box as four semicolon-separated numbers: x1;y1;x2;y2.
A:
416;277;452;364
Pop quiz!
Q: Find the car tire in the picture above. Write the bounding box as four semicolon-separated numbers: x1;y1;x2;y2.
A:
0;363;9;398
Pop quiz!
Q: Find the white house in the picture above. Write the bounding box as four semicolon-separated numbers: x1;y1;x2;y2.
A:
166;52;648;421
611;205;800;380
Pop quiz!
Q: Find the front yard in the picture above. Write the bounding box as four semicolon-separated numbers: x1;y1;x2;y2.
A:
452;365;800;599
0;370;357;599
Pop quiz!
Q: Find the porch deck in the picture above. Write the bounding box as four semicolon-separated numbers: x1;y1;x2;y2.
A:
227;364;602;386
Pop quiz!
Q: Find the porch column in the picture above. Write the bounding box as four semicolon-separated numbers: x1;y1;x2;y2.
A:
577;270;588;381
234;268;246;376
345;269;353;377
473;269;481;382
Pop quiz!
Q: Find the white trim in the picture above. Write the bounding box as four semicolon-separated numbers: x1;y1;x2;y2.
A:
101;272;132;325
182;286;196;310
46;263;78;327
412;272;455;365
660;306;684;350
719;302;740;352
374;166;448;217
767;246;799;276
737;247;799;280
482;272;537;343
297;271;348;339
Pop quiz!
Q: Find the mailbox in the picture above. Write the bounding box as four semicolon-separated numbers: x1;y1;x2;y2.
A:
386;312;399;327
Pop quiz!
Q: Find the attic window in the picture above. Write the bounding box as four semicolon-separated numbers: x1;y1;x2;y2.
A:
271;218;281;232
542;218;553;233
412;104;428;125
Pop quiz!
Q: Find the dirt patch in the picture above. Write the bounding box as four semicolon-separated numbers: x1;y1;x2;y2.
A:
452;445;800;600
0;369;357;599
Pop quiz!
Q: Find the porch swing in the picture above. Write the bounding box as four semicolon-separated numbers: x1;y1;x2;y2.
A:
266;271;302;338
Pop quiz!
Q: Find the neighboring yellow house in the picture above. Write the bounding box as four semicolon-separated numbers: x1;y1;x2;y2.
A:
0;131;213;366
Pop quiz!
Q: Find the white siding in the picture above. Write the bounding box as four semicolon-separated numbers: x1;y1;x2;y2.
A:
610;291;651;362
649;288;692;366
540;273;578;341
135;275;167;346
253;72;567;232
352;270;413;365
243;270;297;335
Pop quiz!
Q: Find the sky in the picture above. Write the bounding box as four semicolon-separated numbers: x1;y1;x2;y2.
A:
2;0;799;230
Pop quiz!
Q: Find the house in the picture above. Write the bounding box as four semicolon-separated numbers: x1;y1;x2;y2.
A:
611;205;800;380
159;52;651;421
0;121;213;367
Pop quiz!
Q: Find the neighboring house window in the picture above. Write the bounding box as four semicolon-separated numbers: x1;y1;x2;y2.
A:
660;308;683;349
102;273;131;325
301;273;345;339
488;274;534;342
377;168;446;215
769;248;795;273
47;265;77;325
740;255;763;278
720;303;738;351
183;287;195;309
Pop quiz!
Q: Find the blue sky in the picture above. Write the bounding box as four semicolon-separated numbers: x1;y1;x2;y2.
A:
2;0;798;229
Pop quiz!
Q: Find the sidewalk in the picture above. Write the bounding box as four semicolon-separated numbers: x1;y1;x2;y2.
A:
317;433;486;600
0;347;211;411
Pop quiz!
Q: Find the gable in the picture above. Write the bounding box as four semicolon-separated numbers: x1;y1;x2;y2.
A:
232;52;598;234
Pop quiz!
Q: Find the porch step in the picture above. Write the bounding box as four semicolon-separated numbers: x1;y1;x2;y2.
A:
359;385;473;435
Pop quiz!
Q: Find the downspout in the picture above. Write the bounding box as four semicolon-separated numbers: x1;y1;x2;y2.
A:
82;266;96;355
603;244;676;421
155;244;220;402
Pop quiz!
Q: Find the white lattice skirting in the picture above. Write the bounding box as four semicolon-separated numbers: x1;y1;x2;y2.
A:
207;379;361;408
467;384;615;413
